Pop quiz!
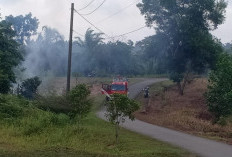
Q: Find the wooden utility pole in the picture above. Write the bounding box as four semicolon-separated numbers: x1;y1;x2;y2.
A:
67;3;74;93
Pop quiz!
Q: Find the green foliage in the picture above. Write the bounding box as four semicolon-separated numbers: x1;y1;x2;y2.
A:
0;93;191;156
137;0;227;94
35;94;71;114
19;111;70;136
224;42;232;54
106;93;139;143
5;13;39;44
0;19;23;93
67;84;92;120
0;94;28;119
206;53;232;123
74;29;145;76
20;76;42;99
0;94;70;135
106;94;140;123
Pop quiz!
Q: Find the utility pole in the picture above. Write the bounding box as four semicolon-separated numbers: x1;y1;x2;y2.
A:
67;3;74;93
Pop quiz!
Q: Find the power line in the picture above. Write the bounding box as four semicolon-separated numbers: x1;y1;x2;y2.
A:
77;0;95;11
80;0;106;16
107;26;146;40
73;30;84;37
96;1;138;24
74;9;110;37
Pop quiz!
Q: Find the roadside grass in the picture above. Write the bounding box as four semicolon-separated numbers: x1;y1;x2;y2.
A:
135;78;232;144
0;78;195;157
0;98;193;157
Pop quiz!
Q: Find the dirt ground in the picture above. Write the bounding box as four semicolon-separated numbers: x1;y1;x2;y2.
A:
135;78;232;144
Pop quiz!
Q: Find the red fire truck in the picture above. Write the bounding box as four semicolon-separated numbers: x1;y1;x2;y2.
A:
101;77;128;100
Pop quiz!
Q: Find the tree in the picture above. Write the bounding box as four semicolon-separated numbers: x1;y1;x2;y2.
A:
24;27;67;76
206;53;232;123
20;76;42;99
105;94;139;144
224;42;232;54
138;0;227;95
0;19;23;93
5;13;39;45
75;28;104;75
136;34;169;74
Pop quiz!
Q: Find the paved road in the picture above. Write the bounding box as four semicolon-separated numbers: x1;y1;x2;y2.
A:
97;78;232;157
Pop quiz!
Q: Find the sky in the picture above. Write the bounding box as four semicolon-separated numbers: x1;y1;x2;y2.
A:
0;0;231;43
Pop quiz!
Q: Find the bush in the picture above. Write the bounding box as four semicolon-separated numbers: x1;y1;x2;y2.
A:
0;94;28;119
19;111;70;135
67;84;92;121
35;94;72;114
206;53;232;123
20;76;42;99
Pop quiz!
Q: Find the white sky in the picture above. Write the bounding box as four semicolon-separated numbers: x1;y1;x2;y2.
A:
0;0;231;43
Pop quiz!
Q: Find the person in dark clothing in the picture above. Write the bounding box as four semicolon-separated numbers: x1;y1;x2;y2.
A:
144;87;149;98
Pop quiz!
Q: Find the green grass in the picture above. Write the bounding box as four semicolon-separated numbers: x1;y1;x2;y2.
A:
0;82;195;157
0;113;193;157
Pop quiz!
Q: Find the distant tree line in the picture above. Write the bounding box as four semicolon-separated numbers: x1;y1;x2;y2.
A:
0;0;231;94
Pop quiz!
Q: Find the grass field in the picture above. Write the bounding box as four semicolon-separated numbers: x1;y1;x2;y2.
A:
0;77;196;157
135;78;232;144
38;77;147;95
0;113;195;157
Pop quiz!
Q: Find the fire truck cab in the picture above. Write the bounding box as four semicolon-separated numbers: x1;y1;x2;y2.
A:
101;77;128;99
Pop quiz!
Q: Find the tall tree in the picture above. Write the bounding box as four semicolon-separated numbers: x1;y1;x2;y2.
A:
24;27;67;76
5;13;39;45
75;28;104;75
0;19;23;93
138;0;227;95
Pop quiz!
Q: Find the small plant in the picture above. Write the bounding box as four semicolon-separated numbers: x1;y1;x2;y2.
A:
20;76;42;99
105;93;139;144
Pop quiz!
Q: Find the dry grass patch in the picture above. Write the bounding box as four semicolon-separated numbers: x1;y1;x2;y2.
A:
135;78;232;144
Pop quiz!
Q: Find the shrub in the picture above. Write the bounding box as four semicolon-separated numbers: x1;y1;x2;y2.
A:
34;94;72;114
20;76;42;99
0;94;28;119
19;111;70;135
67;84;92;122
206;53;232;123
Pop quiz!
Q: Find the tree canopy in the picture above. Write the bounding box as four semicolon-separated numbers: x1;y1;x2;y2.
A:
0;19;23;93
5;13;39;45
137;0;227;95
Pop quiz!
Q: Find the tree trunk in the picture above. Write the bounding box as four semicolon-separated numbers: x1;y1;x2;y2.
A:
177;82;183;95
177;72;189;96
115;122;119;144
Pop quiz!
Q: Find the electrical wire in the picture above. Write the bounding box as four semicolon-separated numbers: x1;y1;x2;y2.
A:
74;9;110;37
77;0;95;11
107;26;146;40
80;0;106;16
73;30;84;37
96;1;138;24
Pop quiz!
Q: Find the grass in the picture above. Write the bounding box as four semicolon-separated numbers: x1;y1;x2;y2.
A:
0;78;196;157
135;78;232;144
0;112;193;156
